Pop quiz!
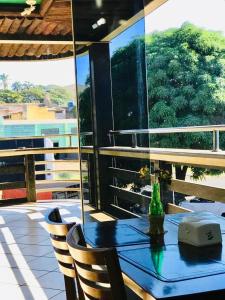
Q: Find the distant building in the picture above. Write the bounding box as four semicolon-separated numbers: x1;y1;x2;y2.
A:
0;103;67;121
0;119;78;148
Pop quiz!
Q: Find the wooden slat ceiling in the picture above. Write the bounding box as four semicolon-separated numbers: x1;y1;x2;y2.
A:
0;0;74;60
0;17;72;36
0;43;73;58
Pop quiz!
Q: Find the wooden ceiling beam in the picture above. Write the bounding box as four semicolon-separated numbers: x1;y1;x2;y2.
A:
7;43;20;57
26;18;42;34
42;22;58;35
40;0;54;17
102;0;168;42
8;18;23;34
18;18;33;33
0;18;14;34
0;44;10;56
16;43;30;57
26;43;40;56
0;33;73;44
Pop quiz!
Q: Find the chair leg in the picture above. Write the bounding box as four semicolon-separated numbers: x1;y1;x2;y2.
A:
76;277;85;300
64;275;76;300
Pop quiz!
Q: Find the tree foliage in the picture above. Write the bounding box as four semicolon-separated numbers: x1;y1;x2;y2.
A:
78;78;92;145
0;90;23;103
79;78;91;132
78;23;225;179
147;23;225;150
111;39;147;131
0;73;9;90
44;85;74;105
0;80;75;106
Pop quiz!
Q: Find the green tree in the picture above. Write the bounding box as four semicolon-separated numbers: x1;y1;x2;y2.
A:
10;81;74;105
45;85;74;106
12;81;34;91
20;85;46;103
78;78;91;131
146;23;225;178
78;78;92;145
111;39;147;132
0;90;23;103
77;23;225;179
0;73;9;90
11;81;23;91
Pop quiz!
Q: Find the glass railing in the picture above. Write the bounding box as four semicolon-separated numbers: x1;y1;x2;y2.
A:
80;126;225;218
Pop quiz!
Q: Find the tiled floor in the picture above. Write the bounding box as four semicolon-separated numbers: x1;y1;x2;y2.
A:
0;200;82;300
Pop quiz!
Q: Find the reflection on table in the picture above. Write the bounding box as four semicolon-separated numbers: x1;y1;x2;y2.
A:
83;213;225;299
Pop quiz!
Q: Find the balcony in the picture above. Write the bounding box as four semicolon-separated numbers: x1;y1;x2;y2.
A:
0;0;224;298
0;126;225;299
1;125;225;216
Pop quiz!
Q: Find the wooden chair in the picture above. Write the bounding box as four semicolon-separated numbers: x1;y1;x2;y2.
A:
67;224;127;300
45;208;84;300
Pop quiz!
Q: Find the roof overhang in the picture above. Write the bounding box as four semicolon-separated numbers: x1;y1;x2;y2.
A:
0;0;168;60
72;0;168;55
0;0;74;60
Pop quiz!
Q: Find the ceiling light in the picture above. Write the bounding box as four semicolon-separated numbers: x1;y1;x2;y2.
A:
21;0;36;16
92;23;98;30
97;17;106;26
92;18;106;30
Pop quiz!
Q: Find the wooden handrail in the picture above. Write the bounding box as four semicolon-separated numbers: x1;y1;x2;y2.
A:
0;147;78;157
169;179;225;203
103;147;225;216
1;143;225;207
35;159;80;165
0;133;77;141
0;146;81;203
99;146;225;169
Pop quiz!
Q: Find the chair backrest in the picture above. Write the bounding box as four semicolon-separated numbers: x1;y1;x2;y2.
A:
45;207;80;278
67;224;127;300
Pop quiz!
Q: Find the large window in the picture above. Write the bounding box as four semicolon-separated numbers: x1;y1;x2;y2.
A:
145;0;225;213
75;0;225;219
76;54;92;145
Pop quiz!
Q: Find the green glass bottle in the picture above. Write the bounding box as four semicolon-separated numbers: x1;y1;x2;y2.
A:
149;182;164;216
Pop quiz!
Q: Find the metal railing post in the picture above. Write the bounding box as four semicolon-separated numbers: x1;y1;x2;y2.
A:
69;135;72;147
108;133;113;146
212;130;220;152
131;133;138;148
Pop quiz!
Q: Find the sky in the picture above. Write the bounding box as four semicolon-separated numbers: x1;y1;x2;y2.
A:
0;0;224;87
0;57;76;87
145;0;225;34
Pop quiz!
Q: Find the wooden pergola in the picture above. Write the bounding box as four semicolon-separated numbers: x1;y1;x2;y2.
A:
0;0;74;60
